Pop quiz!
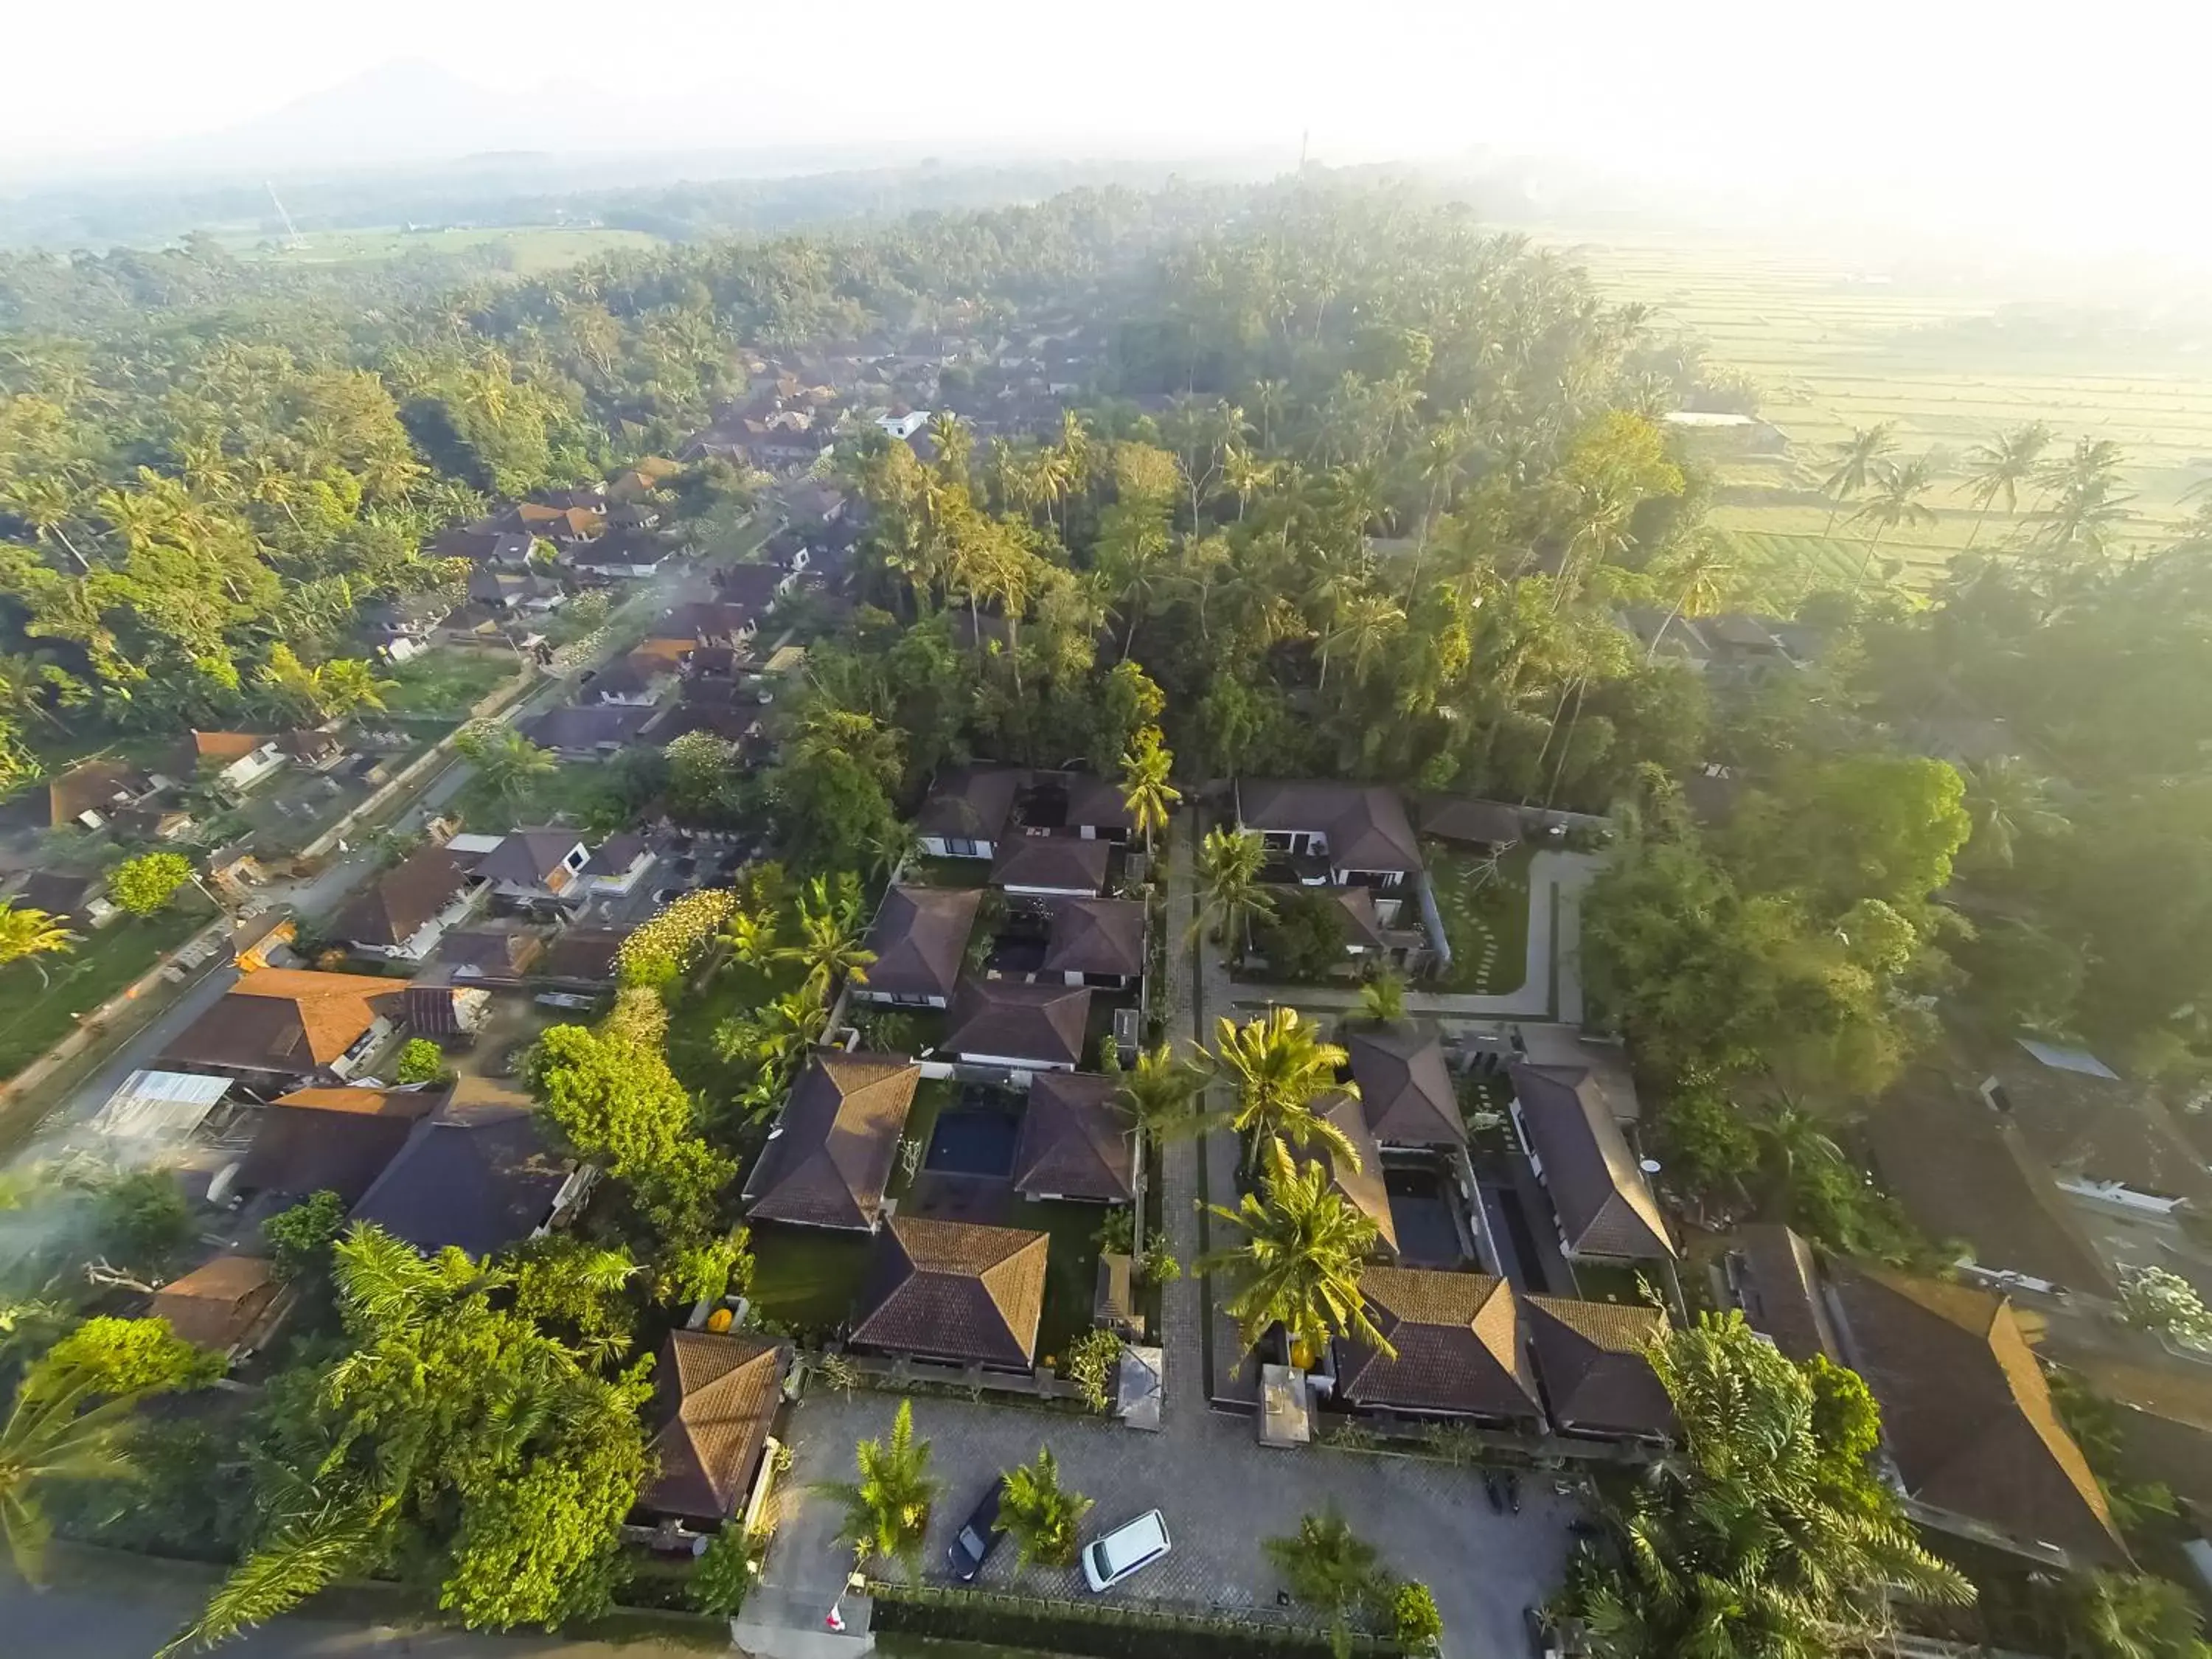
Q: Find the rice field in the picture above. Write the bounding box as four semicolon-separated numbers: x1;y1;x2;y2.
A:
1543;226;2212;589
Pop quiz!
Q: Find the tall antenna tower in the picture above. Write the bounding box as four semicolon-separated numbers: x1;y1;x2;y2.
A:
265;181;307;252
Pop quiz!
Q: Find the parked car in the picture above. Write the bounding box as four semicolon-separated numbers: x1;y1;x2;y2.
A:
1082;1509;1172;1592
946;1476;1006;1582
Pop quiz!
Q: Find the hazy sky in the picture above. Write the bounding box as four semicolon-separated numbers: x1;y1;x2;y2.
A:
10;0;2212;255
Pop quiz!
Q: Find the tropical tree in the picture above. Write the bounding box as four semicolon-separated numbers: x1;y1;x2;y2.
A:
1849;455;1939;589
2120;1267;2212;1353
720;908;781;970
1569;1312;1969;1658
1201;1137;1393;1369
2062;1571;2206;1659
1210;1008;1359;1171
997;1447;1092;1569
1960;422;2052;549
1194;826;1277;963
108;851;196;917
1356;973;1407;1026
815;1399;940;1579
1118;1043;1211;1155
453;721;557;802
1818;422;1899;535
1645;537;1736;662
776;875;874;995
0;900;79;985
1119;726;1180;855
1265;1508;1386;1659
1961;755;2068;871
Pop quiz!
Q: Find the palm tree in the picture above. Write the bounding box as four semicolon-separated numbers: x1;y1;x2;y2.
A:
997;1447;1091;1569
1848;456;1939;590
719;909;780;970
1201;1137;1393;1370
0;1357;153;1581
777;877;874;995
453;723;557;802
1265;1509;1383;1659
1646;537;1736;662
814;1398;940;1578
0;900;79;987
1324;591;1405;689
1355;973;1406;1026
1960;422;2052;549
1962;755;2068;869
1818;422;1899;535
1193;827;1277;964
1209;1009;1359;1172
1118;1044;1212;1155
1119;726;1180;855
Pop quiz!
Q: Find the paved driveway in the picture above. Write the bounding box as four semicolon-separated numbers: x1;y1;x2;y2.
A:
761;1389;1573;1659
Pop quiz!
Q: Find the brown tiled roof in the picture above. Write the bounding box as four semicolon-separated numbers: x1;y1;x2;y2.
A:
439;926;546;978
1511;1062;1674;1261
1416;796;1524;848
1335;1267;1542;1421
46;760;154;828
1525;1297;1674;1439
178;730;271;768
539;925;628;983
474;829;588;888
744;1054;919;1230
1237;779;1422;873
1986;1054;2212;1208
992;836;1110;895
150;1255;280;1352
1867;1077;2115;1295
1013;1072;1134;1202
271;1085;439;1116
943;980;1091;1069
1061;773;1134;830
349;1091;571;1259
917;766;1026;842
162;970;405;1077
582;834;650;877
852;1217;1048;1368
1327;886;1388;951
1310;1093;1398;1257
1042;898;1145;978
863;886;982;1001
1830;1264;2126;1568
1728;1224;1838;1363
644;1331;790;1521
1347;1022;1463;1148
335;845;473;947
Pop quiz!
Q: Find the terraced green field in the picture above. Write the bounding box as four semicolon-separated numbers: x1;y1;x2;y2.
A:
1543;226;2212;590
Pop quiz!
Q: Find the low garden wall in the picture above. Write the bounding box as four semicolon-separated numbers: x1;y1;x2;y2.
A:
868;1579;1404;1659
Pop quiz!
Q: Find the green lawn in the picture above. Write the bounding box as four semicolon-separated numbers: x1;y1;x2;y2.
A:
664;954;803;1099
1013;1198;1109;1370
0;899;217;1082
1425;843;1532;995
905;856;990;888
748;1225;873;1337
383;649;524;720
446;759;625;838
886;1079;953;1203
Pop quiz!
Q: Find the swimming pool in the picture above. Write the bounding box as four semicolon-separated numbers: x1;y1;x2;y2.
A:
1386;1164;1466;1266
925;1109;1020;1178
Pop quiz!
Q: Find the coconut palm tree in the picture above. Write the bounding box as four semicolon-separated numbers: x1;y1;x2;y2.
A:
1818;422;1899;535
1961;755;2068;869
719;908;780;971
1355;973;1406;1026
1848;456;1939;590
1645;536;1737;663
0;900;79;987
1119;727;1180;856
997;1447;1091;1569
1200;1137;1394;1369
1324;591;1406;689
1118;1044;1212;1155
777;878;874;995
1960;422;2052;549
0;1356;154;1580
1193;826;1277;964
1209;1009;1359;1172
453;723;557;802
814;1398;940;1578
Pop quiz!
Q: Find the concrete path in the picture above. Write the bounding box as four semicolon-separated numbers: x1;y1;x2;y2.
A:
1239;849;1602;1022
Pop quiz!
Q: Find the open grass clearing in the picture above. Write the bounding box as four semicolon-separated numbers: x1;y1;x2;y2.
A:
748;1223;872;1336
382;648;524;719
1425;842;1531;995
0;897;218;1082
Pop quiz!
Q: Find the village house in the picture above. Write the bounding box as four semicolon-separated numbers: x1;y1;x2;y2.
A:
169;731;286;796
857;886;983;1009
916;766;1026;860
472;828;594;911
519;703;660;759
942;979;1091;1075
333;844;481;962
349;1079;591;1259
160;968;406;1095
1235;779;1424;923
1508;1060;1675;1265
849;1216;1047;1374
1012;1071;1135;1204
639;1329;792;1534
743;1053;921;1231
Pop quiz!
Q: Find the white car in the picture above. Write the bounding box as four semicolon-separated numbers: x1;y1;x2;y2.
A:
1082;1509;1172;1592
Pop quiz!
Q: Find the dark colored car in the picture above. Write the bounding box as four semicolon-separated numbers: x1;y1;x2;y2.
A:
945;1476;1007;1582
